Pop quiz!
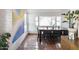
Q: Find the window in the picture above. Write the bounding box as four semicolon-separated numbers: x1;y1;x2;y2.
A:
39;16;51;26
56;16;61;27
55;16;61;30
35;16;61;29
35;16;38;26
51;16;55;26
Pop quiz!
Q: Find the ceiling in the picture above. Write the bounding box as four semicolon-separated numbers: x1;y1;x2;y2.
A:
26;9;69;16
27;9;69;13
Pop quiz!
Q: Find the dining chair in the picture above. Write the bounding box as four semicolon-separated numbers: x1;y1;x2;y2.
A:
53;30;61;44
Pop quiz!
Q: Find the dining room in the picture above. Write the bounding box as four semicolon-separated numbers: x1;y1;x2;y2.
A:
18;9;79;50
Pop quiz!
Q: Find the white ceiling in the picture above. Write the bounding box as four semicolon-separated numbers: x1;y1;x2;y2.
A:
27;9;69;13
26;9;69;16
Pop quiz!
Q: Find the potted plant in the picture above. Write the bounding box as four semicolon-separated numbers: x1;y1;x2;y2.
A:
0;33;11;50
62;10;79;28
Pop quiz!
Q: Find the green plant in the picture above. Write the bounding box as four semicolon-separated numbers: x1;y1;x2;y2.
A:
0;33;11;50
62;10;79;28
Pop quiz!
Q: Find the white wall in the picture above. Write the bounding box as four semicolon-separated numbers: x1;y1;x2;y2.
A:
0;10;6;33
28;14;37;33
27;9;69;16
5;10;12;33
0;9;12;33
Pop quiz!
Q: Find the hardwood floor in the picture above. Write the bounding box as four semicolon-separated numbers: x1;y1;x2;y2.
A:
18;34;79;50
61;36;78;50
18;35;37;50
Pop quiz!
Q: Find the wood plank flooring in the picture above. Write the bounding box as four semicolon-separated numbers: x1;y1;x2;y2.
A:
18;34;79;50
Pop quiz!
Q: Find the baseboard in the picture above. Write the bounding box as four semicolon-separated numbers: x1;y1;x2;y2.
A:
28;33;38;35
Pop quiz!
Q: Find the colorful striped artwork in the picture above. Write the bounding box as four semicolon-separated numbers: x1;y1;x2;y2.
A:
12;21;24;43
12;9;25;43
